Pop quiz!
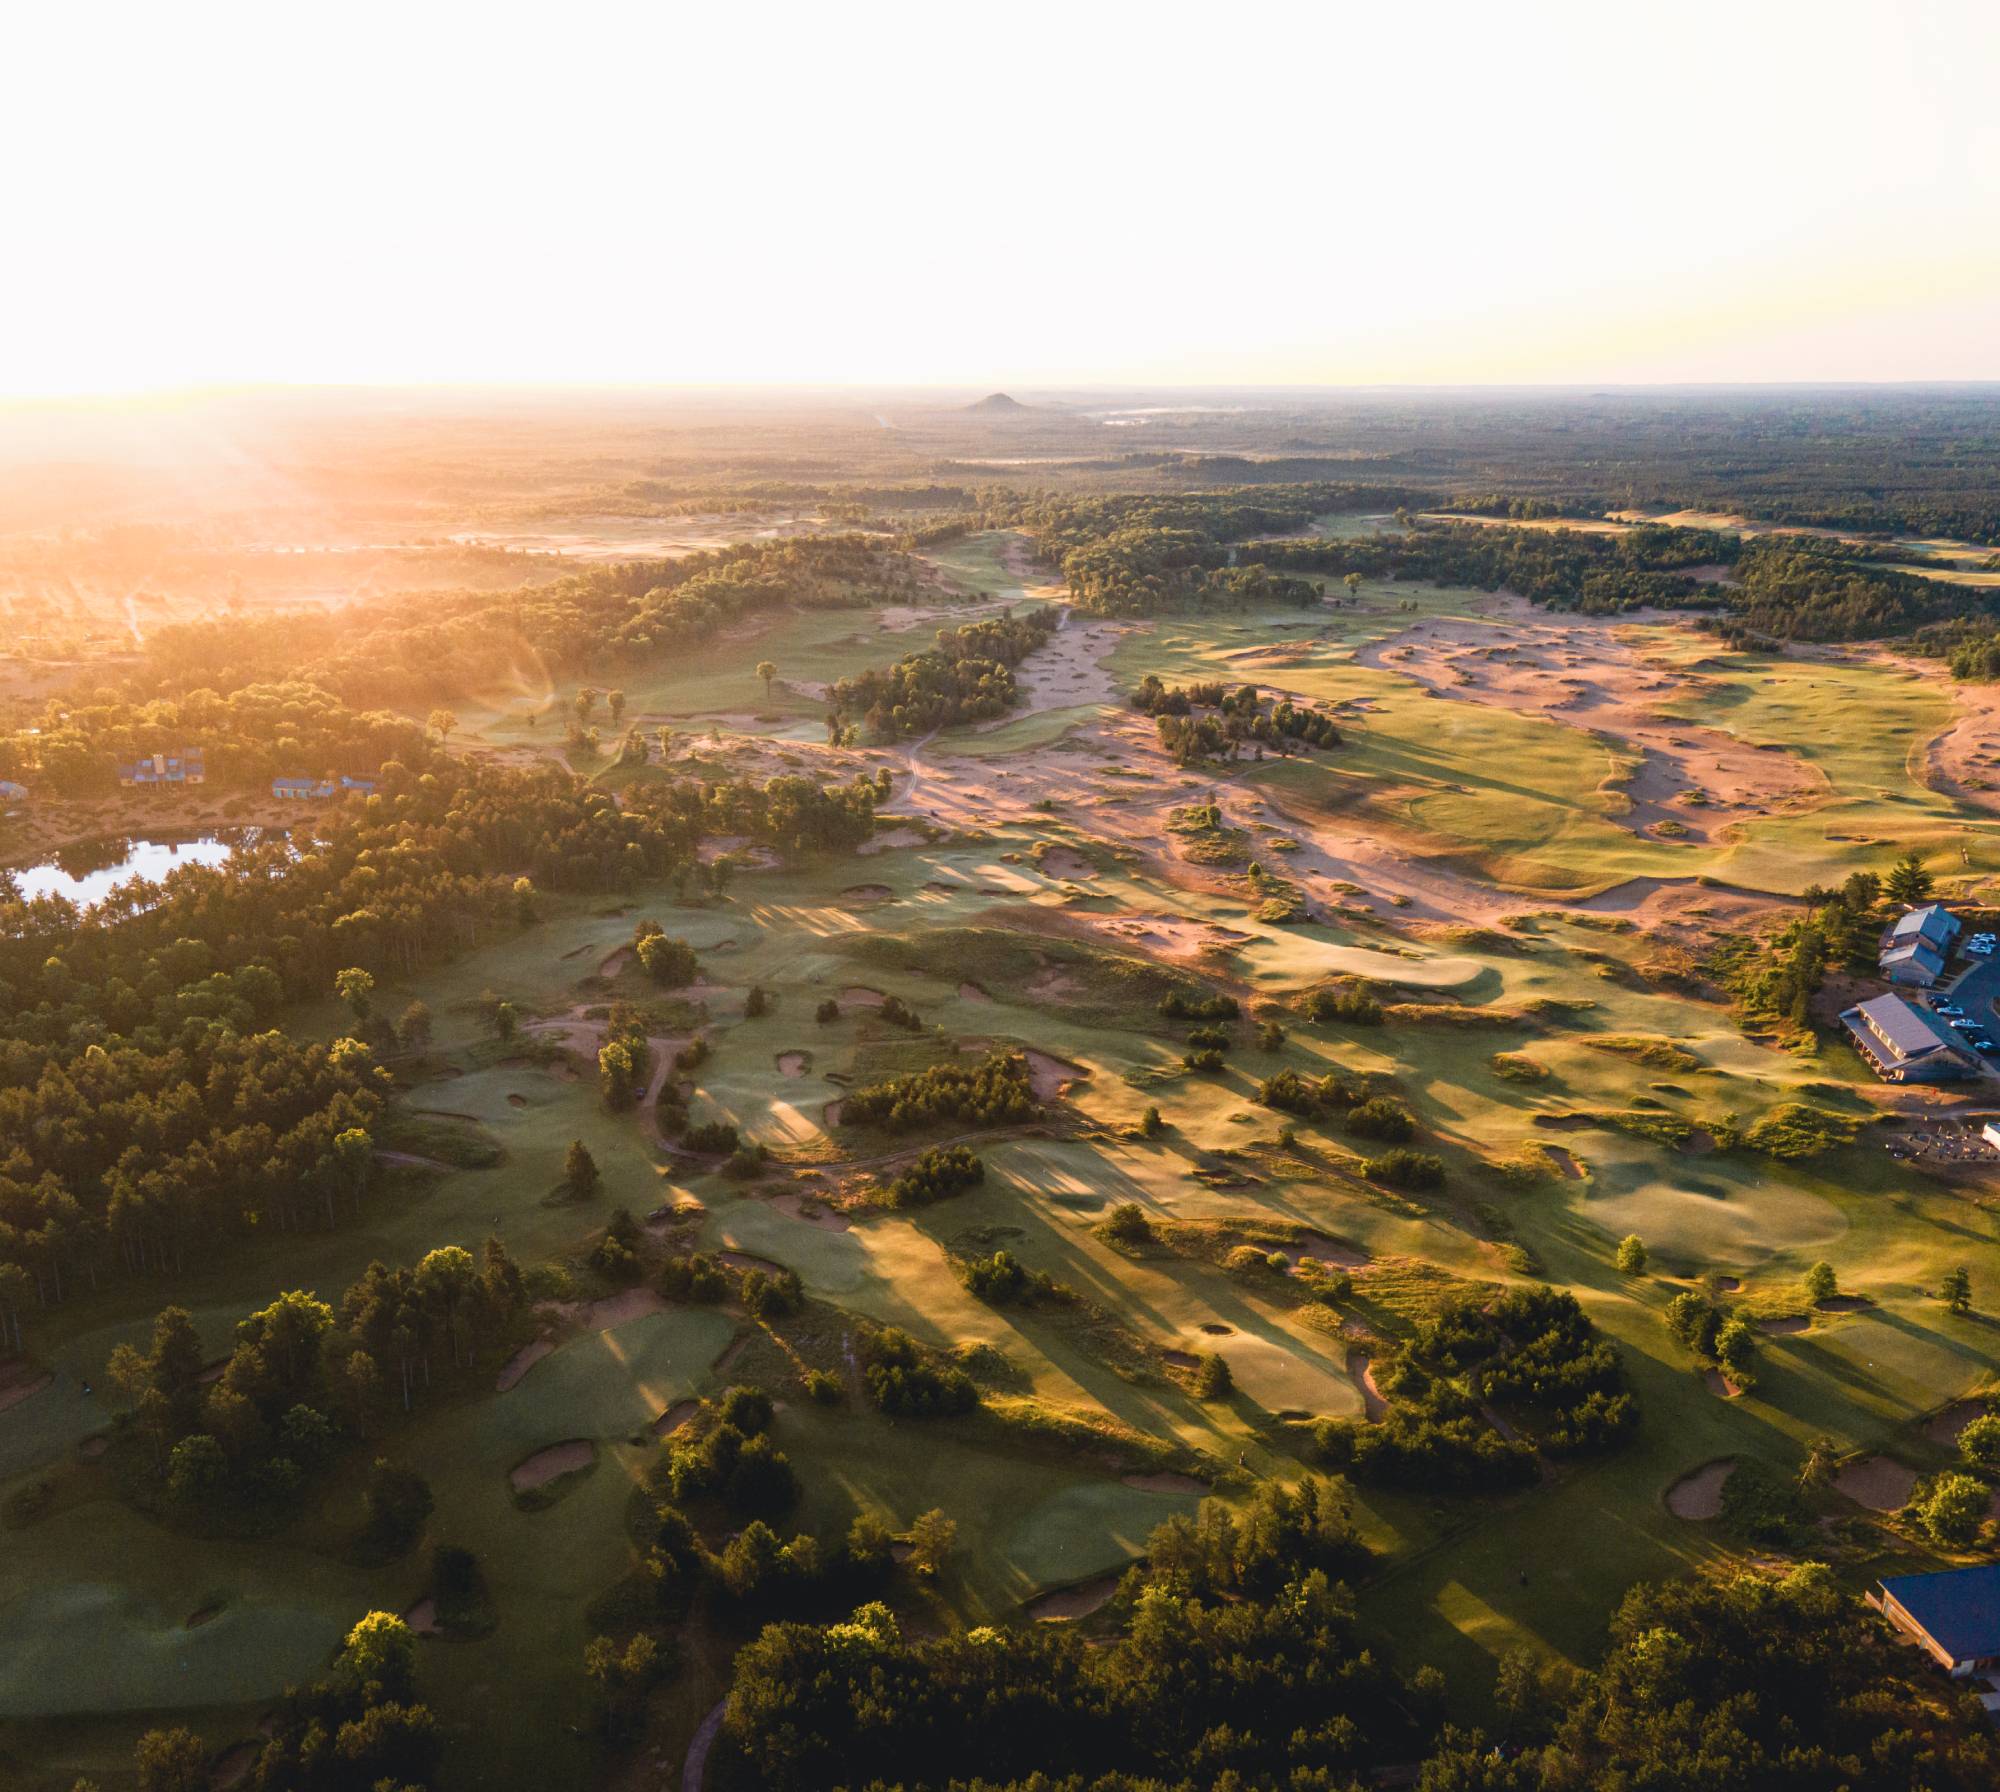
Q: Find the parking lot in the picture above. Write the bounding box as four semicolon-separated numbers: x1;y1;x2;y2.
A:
1922;938;2000;1066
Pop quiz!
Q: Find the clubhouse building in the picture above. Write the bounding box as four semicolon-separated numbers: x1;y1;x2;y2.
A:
1873;1565;2000;1704
1840;992;1978;1083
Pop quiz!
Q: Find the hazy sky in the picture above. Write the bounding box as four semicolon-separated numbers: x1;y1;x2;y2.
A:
5;1;1996;395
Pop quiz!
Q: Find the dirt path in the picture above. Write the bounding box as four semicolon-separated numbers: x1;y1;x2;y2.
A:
683;1697;729;1792
373;1149;454;1172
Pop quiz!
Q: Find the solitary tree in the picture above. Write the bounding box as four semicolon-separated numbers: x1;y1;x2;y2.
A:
564;1139;601;1202
1798;1435;1840;1492
1941;1265;1973;1314
1959;1414;2000;1472
398;1000;432;1052
1615;1234;1647;1275
335;966;375;1024
1195;1352;1234;1399
756;659;778;702
340;1609;418;1700
907;1506;958;1577
1804;1260;1839;1305
608;689;627;724
427;708;458;747
1917;1471;1987;1547
1885;849;1934;906
133;1727;208;1792
655;725;674;763
492;1000;518;1044
1343;571;1363;601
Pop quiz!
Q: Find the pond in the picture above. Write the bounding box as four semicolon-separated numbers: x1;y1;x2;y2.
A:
10;832;276;909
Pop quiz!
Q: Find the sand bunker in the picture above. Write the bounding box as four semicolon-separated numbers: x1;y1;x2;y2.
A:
496;1339;553;1392
599;945;634;978
1347;1348;1389;1420
1703;1368;1742;1399
770;1192;852;1231
1757;1315;1810;1335
959;981;991;1002
212;1742;261;1789
1927;1399;1992;1447
1121;1472;1207;1495
653;1399;700;1438
1038;845;1097;880
510;1439;597;1493
0;1370;52;1414
1161;1348;1200;1369
1835;1455;1918;1512
1354;606;1817;843
838;986;886;1008
506;1092;528;1107
777;1051;810;1077
857;825;925;855
719;1249;784;1275
1026;1574;1122;1621
403;1598;439;1636
841;884;895;904
578;1287;666;1329
1666;1459;1736;1519
1022;1048;1087;1100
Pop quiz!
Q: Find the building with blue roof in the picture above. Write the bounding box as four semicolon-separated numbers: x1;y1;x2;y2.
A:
273;774;379;801
117;749;206;788
1874;1563;2000;1677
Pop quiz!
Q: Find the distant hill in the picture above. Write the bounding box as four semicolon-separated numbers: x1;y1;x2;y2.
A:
965;392;1029;414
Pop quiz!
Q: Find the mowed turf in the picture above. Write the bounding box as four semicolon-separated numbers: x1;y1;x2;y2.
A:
11;577;2000;1784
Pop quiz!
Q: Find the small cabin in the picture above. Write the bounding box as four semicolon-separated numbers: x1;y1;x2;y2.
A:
118;749;206;788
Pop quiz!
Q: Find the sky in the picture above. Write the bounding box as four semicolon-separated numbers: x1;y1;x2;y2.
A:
4;0;1997;396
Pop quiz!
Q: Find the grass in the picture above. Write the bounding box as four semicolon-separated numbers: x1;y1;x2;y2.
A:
12;575;2000;1785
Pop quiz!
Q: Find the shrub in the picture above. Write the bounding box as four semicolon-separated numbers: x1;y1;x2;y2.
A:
659;1252;731;1302
960;1249;1036;1303
1363;1148;1445;1190
1917;1471;1988;1547
636;931;698;987
1344;1097;1416;1142
881;1144;984;1208
816;998;841;1023
1195;1352;1234;1399
863;1328;978;1418
1104;1202;1152;1246
683;1120;740;1155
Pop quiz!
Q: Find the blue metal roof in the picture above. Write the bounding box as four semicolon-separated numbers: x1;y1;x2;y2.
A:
1880;1564;2000;1662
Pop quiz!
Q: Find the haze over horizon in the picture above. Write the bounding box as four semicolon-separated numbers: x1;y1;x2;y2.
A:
5;0;1996;397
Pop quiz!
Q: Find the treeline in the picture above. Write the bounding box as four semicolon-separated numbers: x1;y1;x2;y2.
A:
0;757;878;1316
1316;1287;1635;1493
722;1479;1414;1791
106;1237;527;1525
0;679;427;797
981;489;1355;616
135;535;920;708
1130;675;1342;765
712;1524;2000;1791
839;1050;1040;1133
1256;516;1993;642
826;607;1059;743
